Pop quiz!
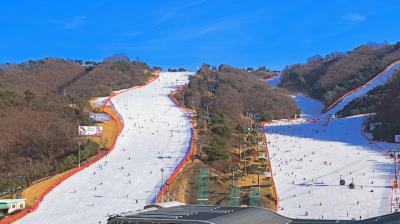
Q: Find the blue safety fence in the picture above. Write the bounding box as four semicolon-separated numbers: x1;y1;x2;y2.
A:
151;126;194;204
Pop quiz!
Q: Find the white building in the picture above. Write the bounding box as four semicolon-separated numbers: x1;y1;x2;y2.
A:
0;199;26;215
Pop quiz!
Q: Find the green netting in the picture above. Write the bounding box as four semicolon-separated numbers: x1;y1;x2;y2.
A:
249;187;260;206
196;168;209;205
229;187;240;206
199;167;209;181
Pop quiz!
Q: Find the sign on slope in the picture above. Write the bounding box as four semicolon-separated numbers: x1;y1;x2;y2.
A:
89;113;110;122
79;126;103;136
395;135;400;143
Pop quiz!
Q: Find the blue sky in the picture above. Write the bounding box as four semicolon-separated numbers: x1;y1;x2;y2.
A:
1;0;400;70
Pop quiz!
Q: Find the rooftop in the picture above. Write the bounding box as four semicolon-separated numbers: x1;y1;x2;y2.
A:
108;205;291;224
107;204;400;224
0;199;25;210
0;199;26;204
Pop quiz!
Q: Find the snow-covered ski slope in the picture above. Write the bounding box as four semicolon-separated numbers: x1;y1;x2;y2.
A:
324;61;400;115
265;73;324;119
265;64;400;220
265;73;281;87
266;117;394;220
17;72;193;224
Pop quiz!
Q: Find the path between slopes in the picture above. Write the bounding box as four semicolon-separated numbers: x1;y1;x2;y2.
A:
16;72;193;224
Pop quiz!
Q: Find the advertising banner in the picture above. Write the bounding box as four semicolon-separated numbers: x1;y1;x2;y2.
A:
89;113;110;122
369;122;381;131
78;126;103;136
395;135;400;143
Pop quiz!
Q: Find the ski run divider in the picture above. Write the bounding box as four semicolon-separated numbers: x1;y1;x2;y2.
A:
1;72;160;224
153;85;197;204
322;60;400;114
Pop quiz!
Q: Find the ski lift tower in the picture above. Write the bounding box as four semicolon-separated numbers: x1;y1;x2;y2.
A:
389;149;400;188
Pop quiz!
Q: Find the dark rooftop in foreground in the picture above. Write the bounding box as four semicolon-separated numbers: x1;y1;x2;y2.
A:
107;204;400;224
107;205;291;224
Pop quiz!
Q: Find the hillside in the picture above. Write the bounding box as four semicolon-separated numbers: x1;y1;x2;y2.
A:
182;64;297;126
0;57;155;195
374;72;400;141
337;71;400;142
0;58;153;97
65;61;153;97
279;42;400;106
169;64;298;207
0;59;85;95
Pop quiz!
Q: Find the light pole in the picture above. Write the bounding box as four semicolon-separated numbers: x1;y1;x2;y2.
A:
229;165;237;188
27;158;32;170
161;168;165;203
256;127;260;158
239;143;242;161
257;169;261;193
244;147;247;180
78;142;81;167
389;150;399;188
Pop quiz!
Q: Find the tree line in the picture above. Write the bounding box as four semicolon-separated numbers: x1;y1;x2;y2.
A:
177;64;298;162
0;57;156;195
280;42;400;106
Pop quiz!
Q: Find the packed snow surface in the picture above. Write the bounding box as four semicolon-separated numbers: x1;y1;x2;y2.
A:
17;72;193;224
265;73;325;119
325;62;400;115
265;63;400;220
265;73;281;87
293;95;324;119
266;116;394;220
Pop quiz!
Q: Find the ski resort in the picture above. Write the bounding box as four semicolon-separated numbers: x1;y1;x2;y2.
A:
1;2;400;224
264;64;400;220
14;72;193;224
0;61;397;224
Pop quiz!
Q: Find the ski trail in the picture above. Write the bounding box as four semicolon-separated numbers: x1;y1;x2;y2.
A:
16;72;193;224
264;61;400;219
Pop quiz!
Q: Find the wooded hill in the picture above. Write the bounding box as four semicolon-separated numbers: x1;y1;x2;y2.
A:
337;71;400;142
177;63;298;165
170;64;297;206
279;42;400;106
0;58;153;97
0;57;156;194
278;41;400;143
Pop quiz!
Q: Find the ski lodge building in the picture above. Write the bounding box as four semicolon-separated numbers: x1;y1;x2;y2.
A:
0;199;26;215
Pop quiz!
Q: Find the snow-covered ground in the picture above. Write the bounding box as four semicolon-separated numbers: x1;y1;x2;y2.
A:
264;65;400;220
92;96;109;107
325;61;400;115
265;73;324;119
266;116;394;220
293;95;324;119
17;72;193;224
265;73;281;87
